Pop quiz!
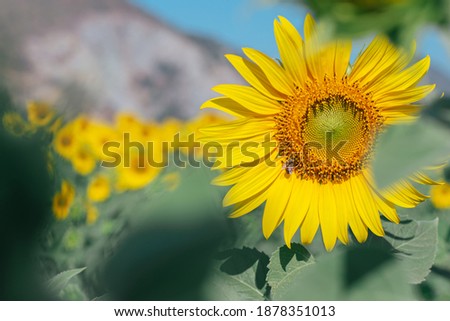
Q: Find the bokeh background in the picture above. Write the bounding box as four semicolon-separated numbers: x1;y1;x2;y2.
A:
1;0;450;301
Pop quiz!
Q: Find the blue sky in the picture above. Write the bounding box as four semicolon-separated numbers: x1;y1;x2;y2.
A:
132;0;450;74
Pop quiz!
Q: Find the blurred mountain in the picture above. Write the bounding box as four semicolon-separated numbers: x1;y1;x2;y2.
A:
0;0;448;120
0;0;242;120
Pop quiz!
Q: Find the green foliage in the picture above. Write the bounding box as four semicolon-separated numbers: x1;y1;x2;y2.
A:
266;244;314;300
383;218;439;284
373;116;450;188
268;245;419;300
293;0;450;46
47;268;86;296
203;248;268;300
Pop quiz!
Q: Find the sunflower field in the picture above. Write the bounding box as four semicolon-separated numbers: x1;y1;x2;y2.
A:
1;0;450;303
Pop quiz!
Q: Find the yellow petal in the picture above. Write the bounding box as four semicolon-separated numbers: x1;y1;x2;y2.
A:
212;84;281;115
303;14;324;80
211;140;276;169
300;181;320;244
382;178;428;208
362;170;400;224
278;16;303;50
350;175;384;237
410;172;442;185
200;97;256;118
350;36;393;84
274;18;307;86
225;54;286;100
223;161;281;206
199;118;274;142
229;189;269;218
342;180;368;243
283;178;311;245
243;47;294;95
318;183;338;251
333;183;349;245
376;84;435;108
212;167;248;186
263;174;294;238
372;56;431;99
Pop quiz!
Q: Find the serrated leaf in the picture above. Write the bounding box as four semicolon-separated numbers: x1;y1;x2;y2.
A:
382;218;439;284
269;246;418;300
266;244;314;300
47;267;86;295
202;248;267;300
373;118;450;188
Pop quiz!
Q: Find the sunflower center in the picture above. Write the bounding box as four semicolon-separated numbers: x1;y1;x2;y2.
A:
275;78;383;184
302;98;366;165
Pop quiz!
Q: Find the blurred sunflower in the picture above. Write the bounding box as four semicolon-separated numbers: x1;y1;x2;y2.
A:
200;15;435;250
54;123;77;158
71;145;96;175
85;122;119;160
160;117;182;153
116;112;141;138
181;113;229;158
87;174;111;202
27;101;55;127
2;112;35;136
430;183;450;209
52;180;75;220
115;152;160;191
86;203;99;225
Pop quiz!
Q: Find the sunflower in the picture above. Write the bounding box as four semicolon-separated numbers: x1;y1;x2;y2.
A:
27;101;55;127
54;123;78;158
2;112;35;136
71;145;96;175
430;183;450;209
200;15;435;251
85;121;119;160
87;174;111;202
52;180;75;220
115;152;161;191
86;203;99;224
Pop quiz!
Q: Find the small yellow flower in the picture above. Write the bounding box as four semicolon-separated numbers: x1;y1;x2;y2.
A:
2;112;34;136
87;174;111;202
71;145;96;175
86;203;99;224
54;124;77;158
116;112;140;133
27;101;55;127
52;180;75;220
430;183;450;209
72;114;92;133
85;122;119;160
116;152;160;191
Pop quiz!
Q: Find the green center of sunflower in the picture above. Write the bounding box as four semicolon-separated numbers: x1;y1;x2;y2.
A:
275;78;383;184
303;98;367;165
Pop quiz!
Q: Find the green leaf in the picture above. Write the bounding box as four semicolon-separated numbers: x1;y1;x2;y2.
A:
372;118;450;188
202;248;268;300
47;267;86;295
382;218;439;284
266;244;314;300
268;245;419;300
